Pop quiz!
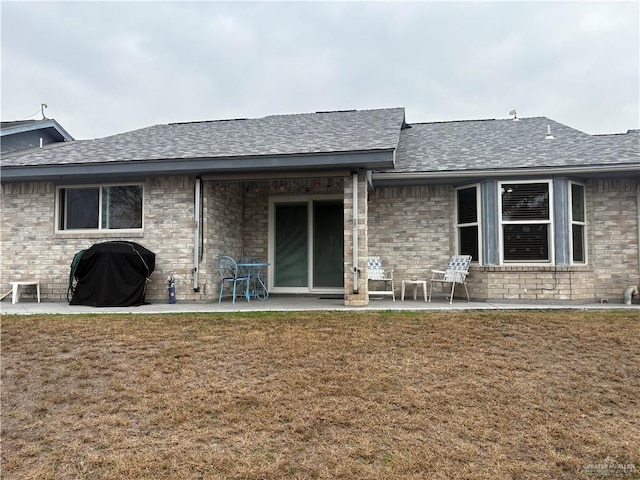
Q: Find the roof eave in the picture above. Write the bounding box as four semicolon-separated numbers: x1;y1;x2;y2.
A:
372;164;640;186
0;149;395;183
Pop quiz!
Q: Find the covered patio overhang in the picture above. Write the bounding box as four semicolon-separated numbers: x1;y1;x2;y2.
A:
0;149;395;183
202;169;372;306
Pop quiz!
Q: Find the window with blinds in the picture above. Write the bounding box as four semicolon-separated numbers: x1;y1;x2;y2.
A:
500;182;551;262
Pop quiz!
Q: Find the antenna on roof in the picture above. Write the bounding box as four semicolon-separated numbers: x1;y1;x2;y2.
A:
41;103;48;119
509;109;519;121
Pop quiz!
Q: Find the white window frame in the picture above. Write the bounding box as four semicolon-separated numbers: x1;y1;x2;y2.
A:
55;183;144;233
498;180;554;265
569;181;587;264
455;184;482;264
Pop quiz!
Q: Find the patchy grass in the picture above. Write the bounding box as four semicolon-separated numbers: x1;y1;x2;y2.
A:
1;311;639;479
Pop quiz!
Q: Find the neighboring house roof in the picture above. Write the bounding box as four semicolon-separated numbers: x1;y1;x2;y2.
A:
1;108;406;182
374;117;640;184
1;118;74;154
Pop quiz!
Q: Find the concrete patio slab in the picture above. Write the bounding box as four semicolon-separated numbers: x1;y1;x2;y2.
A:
1;295;637;315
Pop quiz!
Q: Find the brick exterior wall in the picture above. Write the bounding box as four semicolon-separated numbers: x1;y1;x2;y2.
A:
2;181;62;300
202;181;244;300
2;175;638;304
1;177;200;303
367;184;454;283
366;179;640;303
144;176;198;301
590;179;640;301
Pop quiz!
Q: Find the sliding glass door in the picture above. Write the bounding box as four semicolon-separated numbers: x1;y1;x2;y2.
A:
274;203;308;287
313;201;344;288
271;197;344;293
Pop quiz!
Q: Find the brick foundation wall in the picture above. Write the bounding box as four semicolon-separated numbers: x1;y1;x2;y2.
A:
468;265;596;302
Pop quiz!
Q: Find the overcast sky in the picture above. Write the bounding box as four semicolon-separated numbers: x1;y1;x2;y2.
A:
2;1;638;140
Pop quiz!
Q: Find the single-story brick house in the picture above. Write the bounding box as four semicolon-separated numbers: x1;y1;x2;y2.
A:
1;107;639;305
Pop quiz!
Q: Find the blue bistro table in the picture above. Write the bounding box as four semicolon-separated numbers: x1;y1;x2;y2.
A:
237;261;270;300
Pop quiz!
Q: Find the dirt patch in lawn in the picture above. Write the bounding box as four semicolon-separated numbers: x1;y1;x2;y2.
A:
2;311;639;479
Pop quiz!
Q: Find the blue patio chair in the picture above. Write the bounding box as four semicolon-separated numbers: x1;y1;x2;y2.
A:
217;255;250;303
238;256;258;292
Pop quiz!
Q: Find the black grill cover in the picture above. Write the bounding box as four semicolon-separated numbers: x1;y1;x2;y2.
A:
70;241;156;307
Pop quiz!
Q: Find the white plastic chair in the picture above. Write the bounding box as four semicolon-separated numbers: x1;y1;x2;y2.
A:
428;255;472;304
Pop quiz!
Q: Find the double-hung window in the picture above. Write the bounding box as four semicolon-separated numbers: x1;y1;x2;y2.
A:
500;181;552;263
57;184;143;231
457;180;587;265
570;182;587;263
456;185;480;262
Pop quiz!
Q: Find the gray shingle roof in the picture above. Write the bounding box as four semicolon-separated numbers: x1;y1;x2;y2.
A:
391;117;639;173
2;108;405;167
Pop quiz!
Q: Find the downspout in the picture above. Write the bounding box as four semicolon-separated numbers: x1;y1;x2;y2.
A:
193;177;201;292
352;172;359;294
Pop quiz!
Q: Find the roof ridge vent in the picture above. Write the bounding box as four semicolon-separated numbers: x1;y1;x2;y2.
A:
169;118;249;126
210;118;249;123
315;109;357;114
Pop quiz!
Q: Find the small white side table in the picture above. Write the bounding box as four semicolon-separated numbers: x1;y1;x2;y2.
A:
10;281;41;304
401;279;427;302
